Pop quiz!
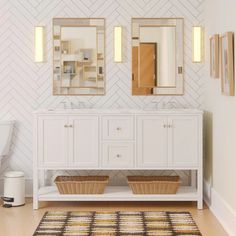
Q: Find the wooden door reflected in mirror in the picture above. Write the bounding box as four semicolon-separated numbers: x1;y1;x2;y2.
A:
132;18;184;96
132;47;152;95
139;43;156;88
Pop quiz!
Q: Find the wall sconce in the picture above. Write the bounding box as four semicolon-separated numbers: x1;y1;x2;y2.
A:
114;26;122;62
192;26;204;63
34;26;45;62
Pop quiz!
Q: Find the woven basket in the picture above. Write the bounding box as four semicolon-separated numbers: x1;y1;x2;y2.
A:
127;176;180;194
54;176;109;194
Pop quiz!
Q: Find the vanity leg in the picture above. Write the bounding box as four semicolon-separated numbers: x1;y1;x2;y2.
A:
33;199;39;210
197;168;203;210
197;198;203;210
33;169;39;210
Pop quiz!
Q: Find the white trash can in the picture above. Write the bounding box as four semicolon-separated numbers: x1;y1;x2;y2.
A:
2;171;25;207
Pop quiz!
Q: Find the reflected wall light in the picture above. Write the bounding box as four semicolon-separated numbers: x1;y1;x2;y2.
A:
34;26;44;62
114;26;123;62
192;26;204;63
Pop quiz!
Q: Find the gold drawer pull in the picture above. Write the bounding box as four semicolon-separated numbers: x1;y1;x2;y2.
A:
64;125;73;128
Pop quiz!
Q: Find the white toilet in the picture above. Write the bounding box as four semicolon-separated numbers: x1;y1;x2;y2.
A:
0;120;14;167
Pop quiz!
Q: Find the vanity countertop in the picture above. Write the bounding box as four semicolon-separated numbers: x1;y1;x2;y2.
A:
33;108;203;114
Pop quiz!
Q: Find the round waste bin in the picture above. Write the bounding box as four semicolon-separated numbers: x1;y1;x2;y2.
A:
2;171;25;207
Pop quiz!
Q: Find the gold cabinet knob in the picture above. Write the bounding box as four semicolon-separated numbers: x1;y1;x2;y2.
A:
116;127;122;131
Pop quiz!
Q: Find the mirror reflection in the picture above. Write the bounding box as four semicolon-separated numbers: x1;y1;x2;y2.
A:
139;26;176;87
53;18;105;95
132;18;184;95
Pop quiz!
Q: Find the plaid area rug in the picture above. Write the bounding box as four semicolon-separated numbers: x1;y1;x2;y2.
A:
34;211;202;236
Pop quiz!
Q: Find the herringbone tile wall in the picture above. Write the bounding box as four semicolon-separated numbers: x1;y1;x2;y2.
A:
0;0;204;186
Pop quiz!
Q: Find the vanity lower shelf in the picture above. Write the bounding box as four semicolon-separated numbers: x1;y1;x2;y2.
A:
38;186;198;202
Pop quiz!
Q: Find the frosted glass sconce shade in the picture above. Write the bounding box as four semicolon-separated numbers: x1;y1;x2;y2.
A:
192;26;204;63
34;26;44;62
114;26;122;62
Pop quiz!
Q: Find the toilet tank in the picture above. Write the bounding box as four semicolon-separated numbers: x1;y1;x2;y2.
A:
0;121;14;156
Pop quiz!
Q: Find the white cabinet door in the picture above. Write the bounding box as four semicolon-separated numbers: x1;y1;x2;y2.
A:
168;116;199;167
38;116;68;167
69;116;99;167
137;116;168;167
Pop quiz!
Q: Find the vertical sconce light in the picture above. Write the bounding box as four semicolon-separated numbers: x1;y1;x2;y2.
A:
192;26;204;63
114;26;122;62
34;26;44;62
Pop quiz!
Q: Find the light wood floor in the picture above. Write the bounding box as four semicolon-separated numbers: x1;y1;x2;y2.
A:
0;199;227;236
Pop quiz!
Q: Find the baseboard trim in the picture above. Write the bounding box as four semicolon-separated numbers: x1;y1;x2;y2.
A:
204;180;236;236
0;178;33;197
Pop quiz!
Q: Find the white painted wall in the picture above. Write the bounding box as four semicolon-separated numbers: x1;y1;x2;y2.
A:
204;0;236;216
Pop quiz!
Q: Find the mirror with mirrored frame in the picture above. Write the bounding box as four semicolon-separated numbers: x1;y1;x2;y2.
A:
132;18;184;95
53;18;105;95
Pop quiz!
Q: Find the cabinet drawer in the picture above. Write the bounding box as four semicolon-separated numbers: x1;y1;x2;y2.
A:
102;143;134;168
102;116;134;140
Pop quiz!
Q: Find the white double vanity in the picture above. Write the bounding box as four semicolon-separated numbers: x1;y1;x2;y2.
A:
33;108;203;209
